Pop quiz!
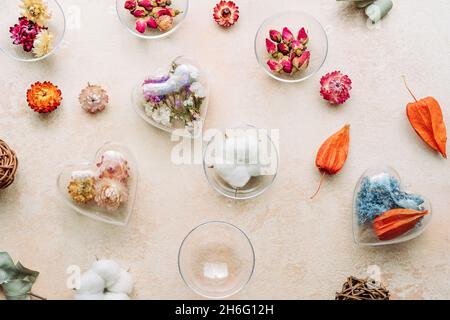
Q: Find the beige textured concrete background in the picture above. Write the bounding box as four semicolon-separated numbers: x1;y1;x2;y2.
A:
1;0;450;300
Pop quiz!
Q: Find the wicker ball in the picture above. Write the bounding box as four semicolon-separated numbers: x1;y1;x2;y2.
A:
0;139;18;190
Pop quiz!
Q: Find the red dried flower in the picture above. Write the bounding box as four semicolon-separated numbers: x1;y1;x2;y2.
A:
9;17;42;52
320;71;352;105
213;1;239;28
27;81;62;113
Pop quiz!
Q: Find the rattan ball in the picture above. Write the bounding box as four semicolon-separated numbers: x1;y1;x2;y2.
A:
0;139;18;190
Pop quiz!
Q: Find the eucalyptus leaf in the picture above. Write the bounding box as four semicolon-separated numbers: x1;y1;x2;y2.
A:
1;279;33;300
0;252;18;284
0;252;40;300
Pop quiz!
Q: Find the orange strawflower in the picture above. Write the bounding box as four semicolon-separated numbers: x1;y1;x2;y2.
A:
27;81;62;113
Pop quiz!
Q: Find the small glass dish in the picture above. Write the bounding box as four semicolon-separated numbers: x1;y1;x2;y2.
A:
178;221;255;299
254;11;328;83
203;126;279;200
57;142;138;226
116;0;189;40
132;56;209;138
0;0;66;62
353;165;432;246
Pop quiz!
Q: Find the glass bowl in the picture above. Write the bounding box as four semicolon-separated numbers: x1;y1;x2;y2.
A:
132;56;209;138
254;11;328;83
116;0;189;39
353;165;432;246
0;0;66;62
203;126;279;200
57;142;138;226
178;221;255;299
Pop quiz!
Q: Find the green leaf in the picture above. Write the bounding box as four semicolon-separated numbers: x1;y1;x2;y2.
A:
16;262;39;283
0;252;40;300
2;279;33;300
0;252;18;284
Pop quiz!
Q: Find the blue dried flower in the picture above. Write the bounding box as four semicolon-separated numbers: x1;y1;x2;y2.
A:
356;173;424;224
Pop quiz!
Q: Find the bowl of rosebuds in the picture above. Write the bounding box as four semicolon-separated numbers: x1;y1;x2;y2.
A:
255;11;328;83
116;0;189;39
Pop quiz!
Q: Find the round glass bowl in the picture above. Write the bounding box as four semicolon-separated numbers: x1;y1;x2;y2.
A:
353;165;432;246
116;0;189;39
132;56;209;138
56;142;138;226
203;126;279;200
178;221;255;299
254;11;328;83
0;0;65;62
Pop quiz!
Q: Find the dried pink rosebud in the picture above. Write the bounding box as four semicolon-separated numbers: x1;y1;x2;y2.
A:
297;27;308;45
124;0;137;10
282;27;294;43
277;42;289;55
138;0;153;10
281;59;293;74
269;29;282;43
292;50;310;71
146;16;158;28
267;59;282;72
135;19;147;33
132;8;147;17
320;70;352;105
265;38;277;55
291;40;304;55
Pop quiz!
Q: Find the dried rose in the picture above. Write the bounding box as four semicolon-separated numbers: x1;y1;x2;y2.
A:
282;27;294;43
265;39;277;55
292;50;310;71
277;42;290;55
147;16;158;28
291;40;304;56
269;29;282;43
298;27;308;44
136;19;147;33
124;0;137;10
267;59;282;72
132;8;147;17
281;59;293;74
138;0;153;10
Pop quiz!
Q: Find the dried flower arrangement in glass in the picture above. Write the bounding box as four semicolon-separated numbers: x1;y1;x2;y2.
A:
132;56;209;138
255;11;328;83
0;0;65;62
116;0;188;39
0;139;18;190
57;142;138;226
353;165;432;246
203;126;278;200
178;221;255;299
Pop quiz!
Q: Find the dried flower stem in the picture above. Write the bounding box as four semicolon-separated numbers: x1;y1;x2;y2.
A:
402;76;418;102
310;171;326;200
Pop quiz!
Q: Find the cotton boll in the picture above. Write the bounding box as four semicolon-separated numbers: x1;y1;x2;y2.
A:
103;292;130;300
214;163;251;188
107;269;134;295
91;260;121;287
74;292;105;300
76;270;105;294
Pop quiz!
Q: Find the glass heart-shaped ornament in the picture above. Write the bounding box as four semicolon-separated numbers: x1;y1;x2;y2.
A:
57;142;138;226
132;56;209;139
352;165;432;246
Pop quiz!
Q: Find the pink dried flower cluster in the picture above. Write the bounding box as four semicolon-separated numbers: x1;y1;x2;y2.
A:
9;17;42;52
266;27;310;75
320;71;352;105
124;0;181;33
